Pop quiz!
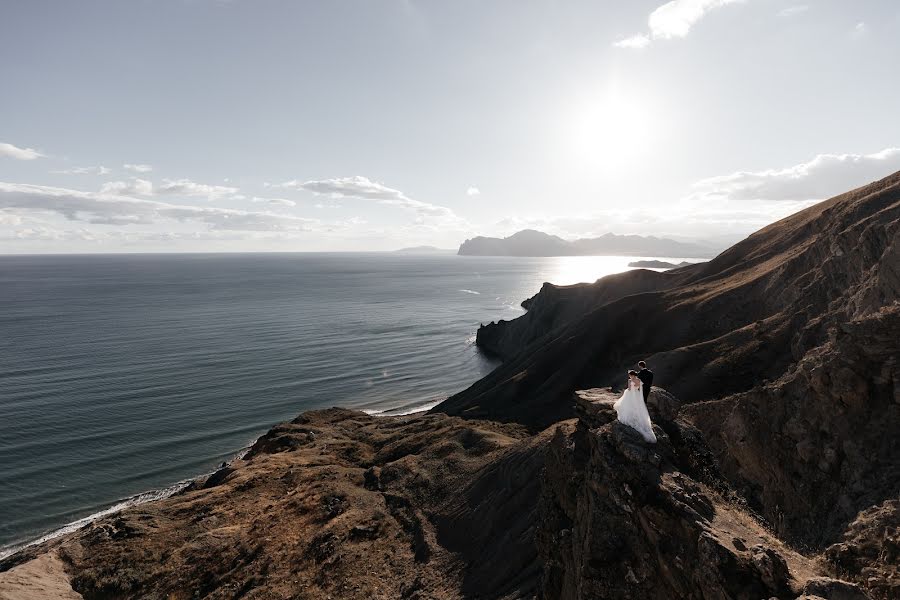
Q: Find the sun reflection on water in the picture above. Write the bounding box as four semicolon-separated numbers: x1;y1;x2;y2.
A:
542;255;695;286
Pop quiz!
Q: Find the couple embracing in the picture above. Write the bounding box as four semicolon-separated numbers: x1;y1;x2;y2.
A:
613;360;656;443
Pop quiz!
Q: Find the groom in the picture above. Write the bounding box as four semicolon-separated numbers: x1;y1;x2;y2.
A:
637;360;653;402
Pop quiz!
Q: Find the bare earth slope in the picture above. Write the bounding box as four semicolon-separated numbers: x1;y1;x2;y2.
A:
2;410;543;600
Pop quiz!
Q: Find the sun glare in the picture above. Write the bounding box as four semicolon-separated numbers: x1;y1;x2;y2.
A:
545;255;679;286
564;91;654;173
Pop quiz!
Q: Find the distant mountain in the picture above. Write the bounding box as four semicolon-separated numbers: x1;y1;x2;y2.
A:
627;260;697;269
393;246;454;254
457;229;720;258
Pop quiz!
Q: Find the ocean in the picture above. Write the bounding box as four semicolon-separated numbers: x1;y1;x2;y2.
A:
0;252;691;556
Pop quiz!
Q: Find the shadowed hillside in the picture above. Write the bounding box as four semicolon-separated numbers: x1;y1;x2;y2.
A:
433;171;900;564
435;170;899;432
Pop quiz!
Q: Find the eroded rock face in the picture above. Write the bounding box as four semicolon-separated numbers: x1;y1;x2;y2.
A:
799;577;872;600
537;409;815;600
684;306;900;551
825;499;900;600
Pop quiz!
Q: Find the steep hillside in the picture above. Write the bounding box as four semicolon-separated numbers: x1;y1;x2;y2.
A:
436;171;900;431
433;171;900;561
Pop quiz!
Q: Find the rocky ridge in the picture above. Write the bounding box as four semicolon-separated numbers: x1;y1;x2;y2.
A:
540;390;829;600
2;391;884;600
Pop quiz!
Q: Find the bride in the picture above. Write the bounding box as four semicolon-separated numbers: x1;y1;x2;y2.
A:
613;370;657;443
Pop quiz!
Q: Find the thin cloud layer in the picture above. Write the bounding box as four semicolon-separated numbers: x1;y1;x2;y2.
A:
100;179;154;196
156;178;239;200
273;176;458;220
0;182;319;232
778;5;809;18
0;142;44;160
123;163;153;173
692;148;900;202
54;166;111;175
252;196;297;207
615;0;745;49
614;34;651;49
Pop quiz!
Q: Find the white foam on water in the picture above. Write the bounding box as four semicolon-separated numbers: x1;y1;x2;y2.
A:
0;444;256;562
360;397;445;417
0;481;190;561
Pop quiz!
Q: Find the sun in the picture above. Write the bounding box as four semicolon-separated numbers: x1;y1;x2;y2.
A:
563;90;654;173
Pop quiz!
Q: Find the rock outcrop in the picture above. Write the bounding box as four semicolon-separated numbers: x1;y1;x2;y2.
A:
824;499;899;600
540;391;870;600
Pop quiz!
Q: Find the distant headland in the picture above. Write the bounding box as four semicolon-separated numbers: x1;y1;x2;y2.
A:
457;229;720;258
627;260;697;269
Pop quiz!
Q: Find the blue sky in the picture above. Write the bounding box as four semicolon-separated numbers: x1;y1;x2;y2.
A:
2;0;899;252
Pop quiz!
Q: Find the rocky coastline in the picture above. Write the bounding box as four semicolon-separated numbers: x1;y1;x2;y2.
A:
2;172;898;599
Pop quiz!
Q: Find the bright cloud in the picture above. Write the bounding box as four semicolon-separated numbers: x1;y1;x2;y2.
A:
615;0;745;49
273;176;460;221
100;179;154;196
466;187;481;196
0;142;44;160
777;5;809;17
54;166;111;175
484;147;900;242
691;147;900;202
0;182;320;232
123;163;153;173
252;196;297;207
156;178;239;200
613;34;651;49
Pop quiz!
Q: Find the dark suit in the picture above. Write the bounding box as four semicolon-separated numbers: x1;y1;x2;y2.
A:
638;368;653;402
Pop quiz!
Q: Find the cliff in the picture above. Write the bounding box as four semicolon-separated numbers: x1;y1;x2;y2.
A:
437;170;900;431
540;390;823;599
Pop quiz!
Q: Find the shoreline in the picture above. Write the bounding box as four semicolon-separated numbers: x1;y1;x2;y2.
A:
0;444;255;564
0;398;445;565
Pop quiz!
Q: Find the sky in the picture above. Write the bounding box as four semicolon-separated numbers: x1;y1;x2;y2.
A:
2;0;900;253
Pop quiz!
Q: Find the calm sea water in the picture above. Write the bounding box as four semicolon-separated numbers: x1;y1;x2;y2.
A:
0;252;687;554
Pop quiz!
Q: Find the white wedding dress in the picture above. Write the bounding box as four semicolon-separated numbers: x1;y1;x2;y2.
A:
613;379;657;443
